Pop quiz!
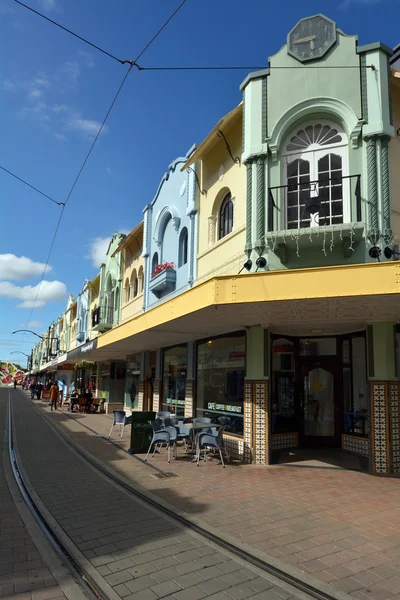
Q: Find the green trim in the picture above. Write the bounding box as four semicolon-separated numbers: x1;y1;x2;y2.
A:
367;325;374;378
360;53;368;123
262;77;268;141
245;161;253;253
366;137;378;229
357;42;393;56
256;156;265;244
240;68;270;92
381;137;391;232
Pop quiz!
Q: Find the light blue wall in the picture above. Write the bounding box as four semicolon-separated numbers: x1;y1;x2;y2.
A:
142;146;198;310
76;279;89;345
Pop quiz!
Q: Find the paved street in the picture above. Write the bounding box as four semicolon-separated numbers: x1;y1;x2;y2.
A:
33;396;400;600
7;390;312;600
0;391;68;599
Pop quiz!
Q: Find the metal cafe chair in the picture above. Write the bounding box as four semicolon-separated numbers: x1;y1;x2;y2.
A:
145;421;177;463
109;410;127;438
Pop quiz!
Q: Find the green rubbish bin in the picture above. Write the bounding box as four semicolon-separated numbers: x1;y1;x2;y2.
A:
129;411;156;454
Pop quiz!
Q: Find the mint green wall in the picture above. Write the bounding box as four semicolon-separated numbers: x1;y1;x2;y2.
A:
99;233;125;326
246;325;268;380
241;15;394;273
368;322;397;381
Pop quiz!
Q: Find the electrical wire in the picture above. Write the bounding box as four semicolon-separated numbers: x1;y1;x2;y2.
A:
0;165;63;206
137;64;375;71
17;0;190;347
13;0;127;65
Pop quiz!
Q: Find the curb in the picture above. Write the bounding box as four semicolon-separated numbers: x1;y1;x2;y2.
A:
29;396;353;600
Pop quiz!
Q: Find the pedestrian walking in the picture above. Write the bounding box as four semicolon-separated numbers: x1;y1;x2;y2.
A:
36;382;43;400
13;380;17;389
49;381;59;411
84;388;93;413
29;381;36;399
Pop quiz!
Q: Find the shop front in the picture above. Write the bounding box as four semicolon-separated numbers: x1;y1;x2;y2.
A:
124;354;141;411
270;333;369;462
162;345;187;418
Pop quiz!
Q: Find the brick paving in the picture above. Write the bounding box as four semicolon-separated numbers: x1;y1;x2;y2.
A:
11;392;308;600
32;397;400;600
0;392;67;600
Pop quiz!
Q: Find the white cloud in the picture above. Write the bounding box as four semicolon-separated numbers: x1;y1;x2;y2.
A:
87;237;111;268
340;0;381;7
37;0;57;11
66;116;107;139
0;254;51;280
106;166;112;175
62;60;80;86
0;280;67;308
28;87;43;99
77;50;95;69
21;320;42;328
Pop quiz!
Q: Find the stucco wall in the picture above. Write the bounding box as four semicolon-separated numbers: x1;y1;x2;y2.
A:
121;230;145;323
197;115;246;280
390;78;400;239
88;276;100;341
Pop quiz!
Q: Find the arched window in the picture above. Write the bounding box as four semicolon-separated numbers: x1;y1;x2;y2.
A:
138;266;144;293
124;278;130;303
152;252;158;276
133;276;138;297
218;193;233;240
178;227;188;267
114;287;119;310
284;122;348;229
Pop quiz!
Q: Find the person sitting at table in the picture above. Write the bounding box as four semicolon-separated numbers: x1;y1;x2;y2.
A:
84;388;93;413
70;388;79;413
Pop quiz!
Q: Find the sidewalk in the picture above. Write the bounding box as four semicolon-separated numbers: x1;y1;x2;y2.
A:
36;398;400;600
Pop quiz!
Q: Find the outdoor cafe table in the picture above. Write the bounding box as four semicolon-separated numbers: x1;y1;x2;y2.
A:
178;422;222;461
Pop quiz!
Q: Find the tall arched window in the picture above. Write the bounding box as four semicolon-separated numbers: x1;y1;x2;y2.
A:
152;252;158;276
138;266;144;293
284;122;348;229
133;273;138;297
124;278;130;303
219;193;233;240
178;227;188;267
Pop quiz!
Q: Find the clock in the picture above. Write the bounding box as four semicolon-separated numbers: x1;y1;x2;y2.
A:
287;14;336;63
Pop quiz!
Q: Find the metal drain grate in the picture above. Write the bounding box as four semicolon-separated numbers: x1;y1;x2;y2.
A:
151;472;179;479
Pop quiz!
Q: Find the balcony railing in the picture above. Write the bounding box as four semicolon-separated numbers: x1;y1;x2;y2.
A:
268;174;361;232
92;306;113;332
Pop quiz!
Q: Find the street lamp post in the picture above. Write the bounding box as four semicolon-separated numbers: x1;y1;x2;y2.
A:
11;330;59;363
10;351;30;371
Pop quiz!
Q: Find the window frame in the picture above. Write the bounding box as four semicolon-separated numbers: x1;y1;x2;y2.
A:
178;227;188;267
218;193;234;240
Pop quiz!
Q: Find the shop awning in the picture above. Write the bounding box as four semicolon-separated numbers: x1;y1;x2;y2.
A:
79;262;400;362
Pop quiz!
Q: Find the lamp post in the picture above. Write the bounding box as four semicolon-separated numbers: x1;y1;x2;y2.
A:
12;330;59;362
10;351;30;370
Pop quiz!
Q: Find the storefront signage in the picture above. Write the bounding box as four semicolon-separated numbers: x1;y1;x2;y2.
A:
67;338;98;361
313;381;324;390
129;411;156;454
208;402;242;414
165;398;185;406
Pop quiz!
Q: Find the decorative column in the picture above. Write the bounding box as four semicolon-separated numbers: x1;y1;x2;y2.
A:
188;213;196;284
185;342;196;417
152;348;163;412
255;156;266;253
139;351;151;412
368;323;400;473
208;216;216;247
245;325;269;464
245;161;253;256
366;137;378;231
381;137;391;235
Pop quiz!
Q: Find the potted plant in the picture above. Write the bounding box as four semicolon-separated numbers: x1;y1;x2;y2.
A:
149;261;176;297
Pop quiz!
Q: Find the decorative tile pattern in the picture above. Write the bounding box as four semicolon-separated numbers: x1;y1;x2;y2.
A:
271;433;298;450
152;380;160;412
184;380;194;418
342;434;369;457
223;436;244;462
138;381;143;412
243;381;253;463
389;383;400;473
371;382;389;473
254;381;268;465
138;380;149;412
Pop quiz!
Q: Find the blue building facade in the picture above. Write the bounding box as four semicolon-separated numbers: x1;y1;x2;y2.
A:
76;279;90;345
142;147;199;310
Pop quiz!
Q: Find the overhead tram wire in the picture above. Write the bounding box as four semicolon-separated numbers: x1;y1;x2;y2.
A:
16;0;190;348
0;165;64;206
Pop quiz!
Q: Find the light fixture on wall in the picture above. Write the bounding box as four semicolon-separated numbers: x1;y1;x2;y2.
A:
384;246;400;259
255;257;267;271
238;259;252;274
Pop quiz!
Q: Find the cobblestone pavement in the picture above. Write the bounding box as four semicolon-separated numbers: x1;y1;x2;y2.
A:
10;391;312;600
0;391;68;599
34;397;400;600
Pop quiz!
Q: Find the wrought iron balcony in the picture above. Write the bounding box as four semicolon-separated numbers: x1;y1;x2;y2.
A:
268;174;361;232
91;306;113;332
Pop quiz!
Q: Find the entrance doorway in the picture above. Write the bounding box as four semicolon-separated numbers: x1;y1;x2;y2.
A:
299;358;340;448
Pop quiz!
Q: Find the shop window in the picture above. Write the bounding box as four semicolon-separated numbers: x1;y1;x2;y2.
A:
196;333;245;436
343;336;368;437
152;252;159;276
178;227;188;267
218;193;233;240
125;355;140;410
138;266;144;293
300;338;336;356
271;338;296;433
162;345;187;418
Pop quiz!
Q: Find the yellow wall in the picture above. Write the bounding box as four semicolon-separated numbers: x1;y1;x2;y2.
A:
120;229;145;323
68;304;77;351
390;77;400;239
197;110;246;282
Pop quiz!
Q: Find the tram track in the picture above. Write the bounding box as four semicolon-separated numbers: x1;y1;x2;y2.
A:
9;392;348;600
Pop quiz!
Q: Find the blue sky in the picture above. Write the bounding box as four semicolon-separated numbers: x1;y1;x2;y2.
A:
0;0;396;364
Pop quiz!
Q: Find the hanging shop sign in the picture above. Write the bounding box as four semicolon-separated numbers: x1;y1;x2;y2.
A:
208;402;243;414
67;338;98;361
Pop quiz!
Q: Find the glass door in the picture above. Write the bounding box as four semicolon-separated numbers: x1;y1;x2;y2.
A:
300;359;339;447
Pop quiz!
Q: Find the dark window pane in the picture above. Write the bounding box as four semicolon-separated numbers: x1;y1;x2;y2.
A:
332;185;343;201
318;155;329;171
331;153;342;170
287;161;299;177
299;159;310;175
